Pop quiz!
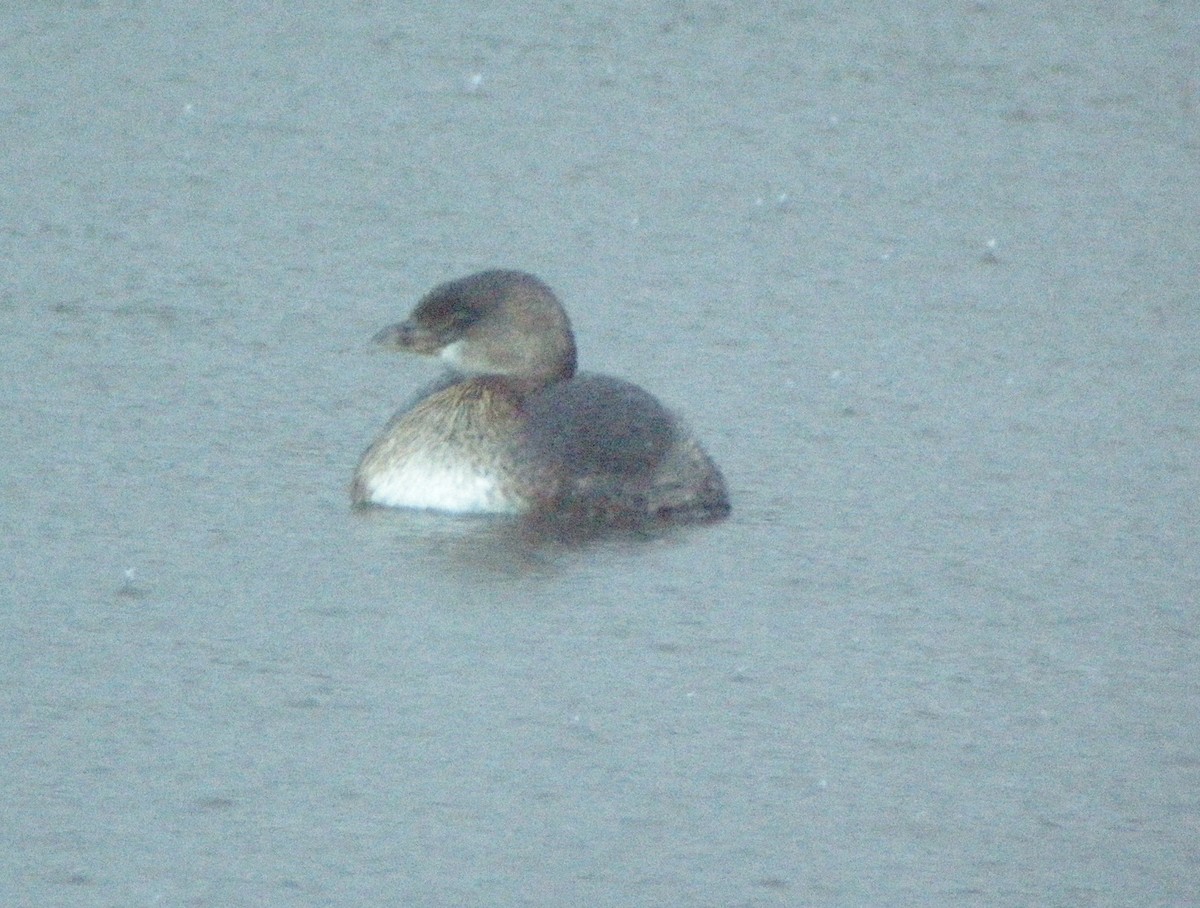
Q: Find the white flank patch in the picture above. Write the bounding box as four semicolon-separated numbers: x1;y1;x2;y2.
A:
363;454;523;515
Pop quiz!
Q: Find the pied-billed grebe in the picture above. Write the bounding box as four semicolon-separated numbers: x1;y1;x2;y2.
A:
351;270;729;523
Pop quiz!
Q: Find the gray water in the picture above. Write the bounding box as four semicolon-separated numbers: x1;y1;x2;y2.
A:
3;3;1197;906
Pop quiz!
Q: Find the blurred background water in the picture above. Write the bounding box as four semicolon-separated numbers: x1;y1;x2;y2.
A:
2;2;1197;905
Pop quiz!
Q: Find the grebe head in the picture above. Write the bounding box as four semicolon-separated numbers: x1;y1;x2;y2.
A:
373;270;577;384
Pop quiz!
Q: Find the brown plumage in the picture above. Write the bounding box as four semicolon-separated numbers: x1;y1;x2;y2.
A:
352;270;729;524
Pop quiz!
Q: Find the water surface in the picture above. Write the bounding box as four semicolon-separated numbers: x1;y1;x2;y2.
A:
2;3;1197;906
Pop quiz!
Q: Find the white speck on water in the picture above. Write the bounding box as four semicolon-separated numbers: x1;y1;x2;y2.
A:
754;193;789;209
117;566;147;599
